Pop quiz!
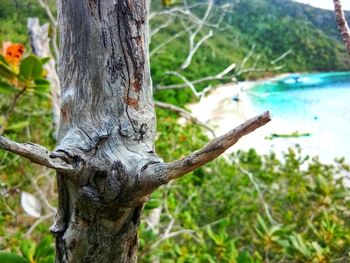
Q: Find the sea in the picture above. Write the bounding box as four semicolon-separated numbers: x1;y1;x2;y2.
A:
246;72;350;163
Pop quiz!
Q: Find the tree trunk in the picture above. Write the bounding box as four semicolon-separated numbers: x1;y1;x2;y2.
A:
53;0;158;262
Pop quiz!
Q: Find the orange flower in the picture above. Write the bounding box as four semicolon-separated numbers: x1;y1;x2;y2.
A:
2;42;25;66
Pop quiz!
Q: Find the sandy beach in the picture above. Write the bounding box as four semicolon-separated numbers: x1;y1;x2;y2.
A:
185;80;350;164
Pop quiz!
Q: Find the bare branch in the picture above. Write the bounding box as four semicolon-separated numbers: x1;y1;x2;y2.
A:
25;171;57;214
236;164;278;225
141;111;271;187
156;63;236;90
163;111;271;181
150;29;190;57
235;44;256;75
163;71;205;97
0;87;27;135
270;49;292;65
26;212;55;237
180;0;214;69
235;47;288;77
0;136;74;172
154;101;216;136
180;30;213;70
150;16;175;38
333;0;350;54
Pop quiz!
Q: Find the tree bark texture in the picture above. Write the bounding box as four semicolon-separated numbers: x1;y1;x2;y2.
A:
53;1;158;262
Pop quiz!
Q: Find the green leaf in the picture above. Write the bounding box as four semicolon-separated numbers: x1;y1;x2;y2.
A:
0;62;17;80
5;121;29;131
35;236;54;260
34;78;50;86
20;240;36;261
40;57;50;65
144;199;160;210
237;251;254;263
32;85;51;99
0;81;17;95
19;55;43;80
0;252;28;263
207;226;221;244
257;214;269;233
32;84;50;93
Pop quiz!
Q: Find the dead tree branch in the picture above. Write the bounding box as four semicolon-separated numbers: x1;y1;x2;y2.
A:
0;136;73;172
163;111;271;181
141;111;271;188
156;63;236;90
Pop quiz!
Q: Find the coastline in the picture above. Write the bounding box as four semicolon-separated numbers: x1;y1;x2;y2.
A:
185;75;350;165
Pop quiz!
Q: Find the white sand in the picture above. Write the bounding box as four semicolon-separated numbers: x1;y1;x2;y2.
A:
185;81;347;164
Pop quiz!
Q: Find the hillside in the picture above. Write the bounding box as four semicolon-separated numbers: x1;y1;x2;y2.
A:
226;0;350;71
150;0;350;104
1;0;350;93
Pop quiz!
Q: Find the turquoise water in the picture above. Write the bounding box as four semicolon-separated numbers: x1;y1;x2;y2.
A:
247;72;350;161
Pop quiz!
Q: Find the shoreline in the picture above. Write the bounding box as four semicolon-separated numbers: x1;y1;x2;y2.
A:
185;74;350;165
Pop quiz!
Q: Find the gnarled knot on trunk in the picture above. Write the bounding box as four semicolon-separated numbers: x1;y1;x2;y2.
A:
49;143;161;236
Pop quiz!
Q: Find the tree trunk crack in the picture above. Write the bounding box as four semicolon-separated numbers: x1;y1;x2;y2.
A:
116;1;139;139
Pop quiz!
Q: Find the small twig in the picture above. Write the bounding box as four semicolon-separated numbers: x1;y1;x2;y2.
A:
0;87;27;135
180;0;214;70
150;16;175;38
180;30;213;70
149;229;196;251
25;212;54;237
333;0;350;54
156;63;236;90
154;101;216;137
150;29;190;57
25;172;57;213
1;196;17;218
237;165;279;225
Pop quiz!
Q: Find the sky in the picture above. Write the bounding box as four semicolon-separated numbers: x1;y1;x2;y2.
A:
294;0;350;10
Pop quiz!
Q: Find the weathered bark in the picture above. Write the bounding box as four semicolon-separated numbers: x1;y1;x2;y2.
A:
52;1;158;262
0;0;271;262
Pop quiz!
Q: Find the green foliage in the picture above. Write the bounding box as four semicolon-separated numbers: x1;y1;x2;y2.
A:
0;237;55;263
0;252;27;263
0;0;55;43
19;55;43;80
140;131;350;262
0;52;50;133
20;237;55;263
